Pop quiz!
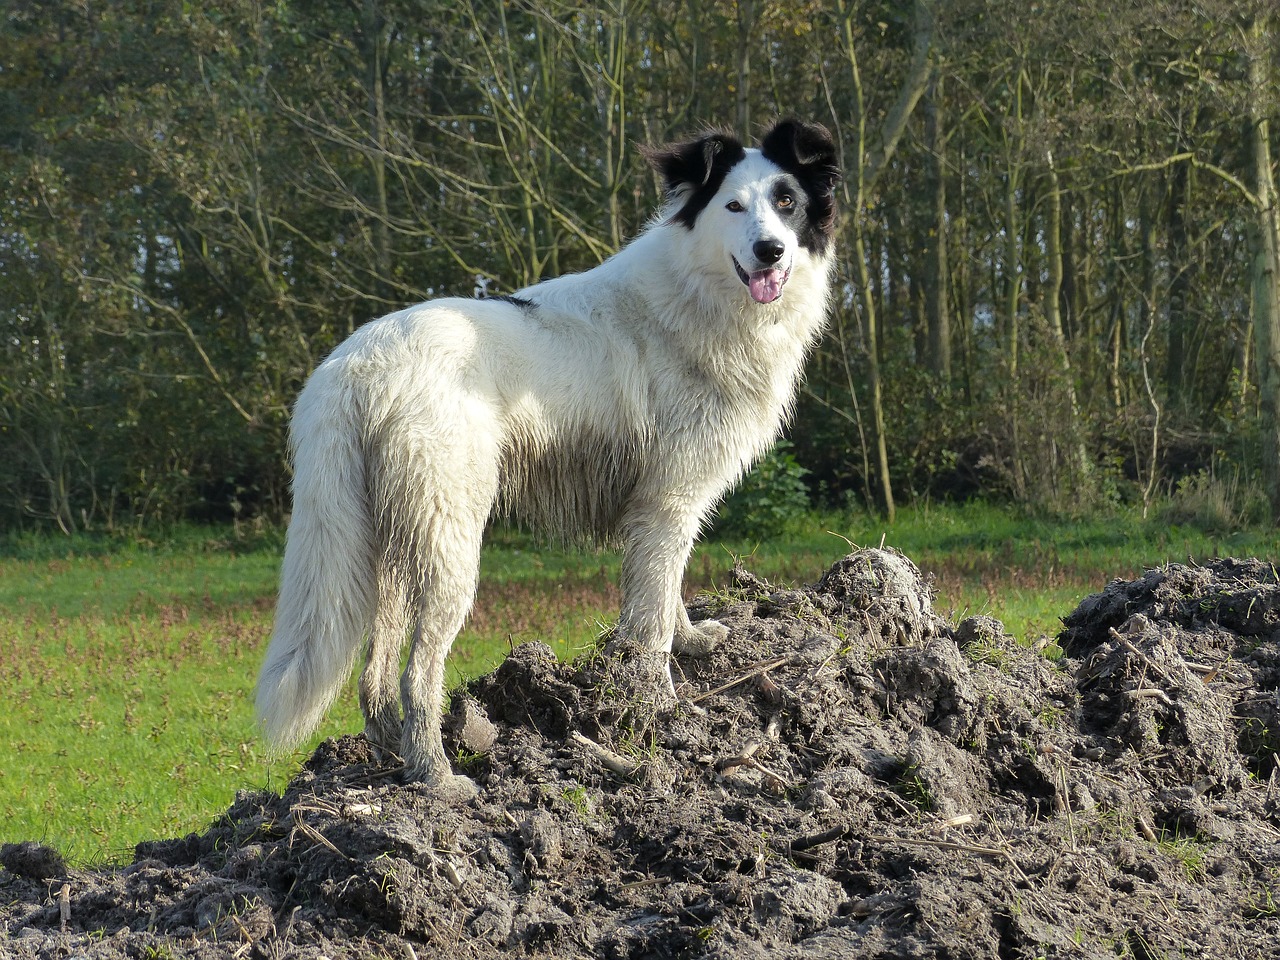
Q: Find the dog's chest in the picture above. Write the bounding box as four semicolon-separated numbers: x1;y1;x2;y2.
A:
680;328;804;416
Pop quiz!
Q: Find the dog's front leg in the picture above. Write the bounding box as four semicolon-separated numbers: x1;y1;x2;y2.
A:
611;509;702;695
614;507;728;659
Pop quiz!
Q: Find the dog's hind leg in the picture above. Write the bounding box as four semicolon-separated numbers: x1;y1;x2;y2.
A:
398;521;485;797
366;408;496;796
393;435;497;795
359;562;409;756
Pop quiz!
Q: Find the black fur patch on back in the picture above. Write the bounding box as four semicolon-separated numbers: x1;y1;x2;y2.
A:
643;132;747;229
760;119;841;255
486;294;536;310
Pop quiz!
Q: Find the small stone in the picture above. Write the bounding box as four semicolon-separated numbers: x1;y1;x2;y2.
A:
447;696;499;754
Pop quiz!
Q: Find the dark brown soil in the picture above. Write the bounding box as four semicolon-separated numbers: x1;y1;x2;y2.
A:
5;550;1280;959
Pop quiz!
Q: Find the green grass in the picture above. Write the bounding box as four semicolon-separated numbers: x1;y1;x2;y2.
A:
1;503;1277;864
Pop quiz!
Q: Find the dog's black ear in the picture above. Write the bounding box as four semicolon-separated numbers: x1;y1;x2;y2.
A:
643;131;745;194
760;119;841;195
642;130;746;227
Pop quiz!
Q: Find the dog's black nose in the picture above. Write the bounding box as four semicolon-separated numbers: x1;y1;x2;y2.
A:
754;239;786;264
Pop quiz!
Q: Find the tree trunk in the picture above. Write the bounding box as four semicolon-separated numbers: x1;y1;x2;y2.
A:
733;0;754;135
923;72;951;383
1140;193;1160;411
363;0;392;306
1166;160;1192;411
954;132;973;407
1042;151;1092;494
1247;15;1280;518
1002;115;1021;378
1105;182;1125;411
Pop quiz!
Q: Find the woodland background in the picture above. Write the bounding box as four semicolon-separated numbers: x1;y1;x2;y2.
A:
3;0;1280;534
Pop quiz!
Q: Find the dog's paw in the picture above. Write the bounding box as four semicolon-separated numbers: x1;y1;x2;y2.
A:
673;618;729;657
436;773;481;804
405;769;480;804
362;718;402;760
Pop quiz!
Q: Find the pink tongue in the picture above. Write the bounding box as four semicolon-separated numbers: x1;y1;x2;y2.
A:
748;269;784;304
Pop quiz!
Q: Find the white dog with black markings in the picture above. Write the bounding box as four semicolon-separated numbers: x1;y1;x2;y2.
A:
256;119;840;794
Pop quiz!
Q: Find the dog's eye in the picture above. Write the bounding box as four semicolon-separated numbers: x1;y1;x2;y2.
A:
726;200;745;213
777;194;795;209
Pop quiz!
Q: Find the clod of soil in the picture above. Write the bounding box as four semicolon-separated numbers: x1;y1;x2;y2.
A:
4;550;1280;958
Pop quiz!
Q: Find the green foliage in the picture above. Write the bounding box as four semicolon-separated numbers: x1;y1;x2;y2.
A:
3;1;1280;529
892;760;935;813
1157;467;1271;536
714;441;812;541
1243;884;1280;920
1155;832;1209;884
560;786;596;821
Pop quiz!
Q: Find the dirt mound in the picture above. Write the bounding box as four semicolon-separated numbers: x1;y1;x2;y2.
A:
4;550;1280;958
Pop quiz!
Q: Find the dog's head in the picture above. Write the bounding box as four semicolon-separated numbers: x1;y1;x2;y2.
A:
644;120;840;304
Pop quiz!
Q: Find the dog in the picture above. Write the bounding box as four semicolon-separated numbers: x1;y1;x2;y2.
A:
256;119;840;794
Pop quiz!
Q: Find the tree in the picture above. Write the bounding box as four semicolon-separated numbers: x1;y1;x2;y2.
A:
921;73;952;384
3;0;1279;530
1245;13;1280;516
828;0;936;522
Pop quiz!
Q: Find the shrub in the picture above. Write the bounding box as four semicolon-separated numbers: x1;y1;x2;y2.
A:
1157;466;1270;534
714;441;812;540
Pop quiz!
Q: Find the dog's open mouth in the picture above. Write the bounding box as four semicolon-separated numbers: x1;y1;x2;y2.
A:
733;258;790;305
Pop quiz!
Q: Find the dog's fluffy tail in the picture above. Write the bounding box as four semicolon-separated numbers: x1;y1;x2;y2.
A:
256;370;376;750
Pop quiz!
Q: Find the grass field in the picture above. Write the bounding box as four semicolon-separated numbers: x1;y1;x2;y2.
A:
2;503;1276;865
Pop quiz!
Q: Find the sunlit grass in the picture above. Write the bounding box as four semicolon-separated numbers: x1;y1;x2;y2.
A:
2;503;1277;864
